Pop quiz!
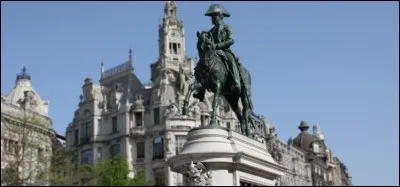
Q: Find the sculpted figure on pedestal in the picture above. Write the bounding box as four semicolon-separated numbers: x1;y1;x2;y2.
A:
183;161;213;186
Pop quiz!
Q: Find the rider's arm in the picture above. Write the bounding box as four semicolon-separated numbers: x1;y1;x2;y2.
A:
216;25;234;50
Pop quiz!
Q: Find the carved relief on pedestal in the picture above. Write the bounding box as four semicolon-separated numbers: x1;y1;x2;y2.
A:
183;161;213;186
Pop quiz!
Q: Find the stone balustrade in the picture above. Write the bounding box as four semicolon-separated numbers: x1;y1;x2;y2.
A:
1;102;52;129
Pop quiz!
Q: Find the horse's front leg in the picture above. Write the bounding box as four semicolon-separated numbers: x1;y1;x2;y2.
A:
210;82;221;127
182;81;202;116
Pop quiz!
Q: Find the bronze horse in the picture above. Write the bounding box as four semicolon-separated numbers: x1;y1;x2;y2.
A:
182;31;263;137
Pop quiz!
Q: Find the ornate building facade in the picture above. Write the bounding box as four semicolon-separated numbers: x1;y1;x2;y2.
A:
1;67;55;185
64;1;352;186
266;121;353;186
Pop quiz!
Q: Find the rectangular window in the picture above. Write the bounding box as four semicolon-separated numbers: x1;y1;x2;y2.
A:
175;135;186;155
74;129;79;145
227;122;231;130
112;116;118;133
169;43;172;54
109;143;121;158
80;123;85;138
137;142;145;159
97;119;102;136
200;115;205;126
153;136;164;160
153;108;160;125
85;121;91;138
81;149;93;164
135;112;143;127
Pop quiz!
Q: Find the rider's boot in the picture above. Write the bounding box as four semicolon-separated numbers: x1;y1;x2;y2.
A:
231;61;241;93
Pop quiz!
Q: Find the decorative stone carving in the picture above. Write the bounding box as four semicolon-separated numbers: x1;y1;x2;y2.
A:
254;134;264;143
113;83;124;93
163;99;181;118
98;86;109;112
108;83;123;111
188;100;200;118
179;65;189;96
267;135;283;163
18;90;39;111
183;161;213;186
133;93;144;106
161;71;170;86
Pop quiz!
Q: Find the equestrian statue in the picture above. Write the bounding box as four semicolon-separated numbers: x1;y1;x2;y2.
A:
182;4;266;139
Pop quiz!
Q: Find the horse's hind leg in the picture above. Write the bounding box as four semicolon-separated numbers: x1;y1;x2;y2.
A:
226;94;244;133
210;82;222;127
182;81;202;115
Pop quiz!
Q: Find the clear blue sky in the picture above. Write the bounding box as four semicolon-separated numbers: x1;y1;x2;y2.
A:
1;1;398;186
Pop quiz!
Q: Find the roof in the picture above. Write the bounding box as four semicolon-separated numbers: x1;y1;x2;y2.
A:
293;131;319;151
4;66;49;116
292;121;325;152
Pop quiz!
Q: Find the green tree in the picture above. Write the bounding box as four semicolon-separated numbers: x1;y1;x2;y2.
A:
47;146;75;186
89;155;154;186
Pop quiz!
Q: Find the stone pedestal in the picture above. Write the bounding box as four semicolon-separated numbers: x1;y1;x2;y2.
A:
168;127;287;186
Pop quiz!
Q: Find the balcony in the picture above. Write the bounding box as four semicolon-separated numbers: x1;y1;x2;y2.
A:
130;126;145;137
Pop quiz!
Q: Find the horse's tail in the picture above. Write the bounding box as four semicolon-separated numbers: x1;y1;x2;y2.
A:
239;66;266;137
240;66;254;111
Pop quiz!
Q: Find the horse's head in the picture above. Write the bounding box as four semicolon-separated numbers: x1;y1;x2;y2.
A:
196;31;215;63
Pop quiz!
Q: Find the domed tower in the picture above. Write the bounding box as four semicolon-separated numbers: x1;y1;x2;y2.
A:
4;66;49;116
292;121;327;155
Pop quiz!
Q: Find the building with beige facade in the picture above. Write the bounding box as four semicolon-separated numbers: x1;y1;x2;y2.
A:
1;67;55;186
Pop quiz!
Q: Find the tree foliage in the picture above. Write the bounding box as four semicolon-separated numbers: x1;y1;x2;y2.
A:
89;155;154;186
48;153;154;186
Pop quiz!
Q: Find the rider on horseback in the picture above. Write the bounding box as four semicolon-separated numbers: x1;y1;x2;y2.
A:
194;4;242;101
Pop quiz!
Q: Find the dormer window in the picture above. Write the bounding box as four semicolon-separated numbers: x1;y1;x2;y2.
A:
313;143;320;153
